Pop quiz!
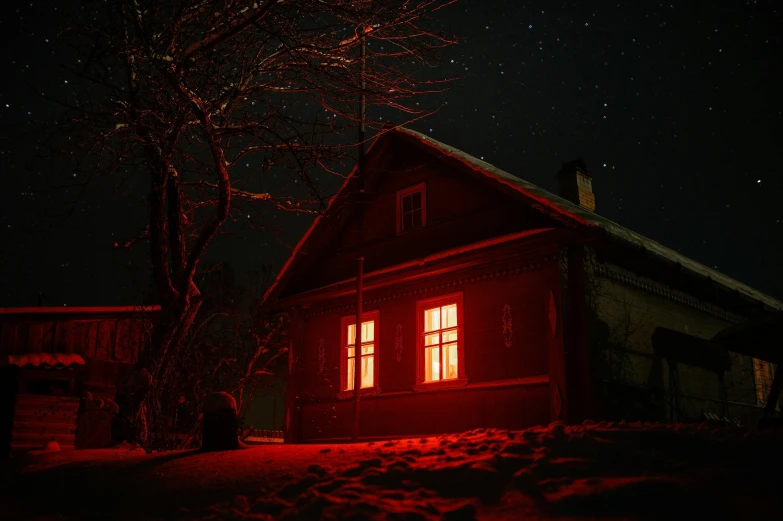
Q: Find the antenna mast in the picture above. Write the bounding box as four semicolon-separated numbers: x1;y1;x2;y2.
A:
351;29;367;442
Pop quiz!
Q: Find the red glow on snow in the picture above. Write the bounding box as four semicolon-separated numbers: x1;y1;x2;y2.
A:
3;422;781;520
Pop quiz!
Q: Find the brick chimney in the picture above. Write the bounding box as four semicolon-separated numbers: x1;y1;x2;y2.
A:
556;159;595;212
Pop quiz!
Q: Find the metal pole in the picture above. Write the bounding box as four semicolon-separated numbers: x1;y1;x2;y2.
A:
351;32;367;442
272;390;277;430
351;256;364;441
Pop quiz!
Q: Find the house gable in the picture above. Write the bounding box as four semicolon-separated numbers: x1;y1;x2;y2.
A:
277;134;569;299
265;127;782;313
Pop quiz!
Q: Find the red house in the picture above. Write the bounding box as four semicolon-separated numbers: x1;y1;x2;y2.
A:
264;127;782;443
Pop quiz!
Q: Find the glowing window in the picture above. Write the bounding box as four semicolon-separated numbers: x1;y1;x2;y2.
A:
753;358;777;407
342;312;378;391
417;293;463;383
396;182;426;234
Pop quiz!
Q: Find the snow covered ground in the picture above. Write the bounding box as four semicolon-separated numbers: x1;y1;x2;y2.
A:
2;421;781;520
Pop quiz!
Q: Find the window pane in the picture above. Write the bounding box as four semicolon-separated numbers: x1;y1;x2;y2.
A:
754;358;775;405
347;324;356;345
346;358;355;391
444;343;459;379
425;346;441;382
442;304;458;328
346;318;375;391
403;212;413;231
402;195;412;213
348;320;374;344
424;333;440;347
361;355;374;388
411;192;421;210
424;307;440;332
442;330;458;343
361;320;374;342
412;209;422;228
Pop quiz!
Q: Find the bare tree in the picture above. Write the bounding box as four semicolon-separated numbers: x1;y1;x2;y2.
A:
50;0;455;449
142;264;289;450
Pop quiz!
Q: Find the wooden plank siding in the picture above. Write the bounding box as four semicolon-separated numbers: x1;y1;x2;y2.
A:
95;321;116;361
281;138;558;299
115;320;133;364
292;254;560;442
53;322;73;354
10;395;80;452
1;308;159;454
0;316;154;365
27;323;44;354
299;382;550;442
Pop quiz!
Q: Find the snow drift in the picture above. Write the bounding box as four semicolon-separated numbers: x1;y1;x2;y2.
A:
1;421;781;520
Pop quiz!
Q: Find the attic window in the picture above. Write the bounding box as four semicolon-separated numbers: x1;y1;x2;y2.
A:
396;182;426;234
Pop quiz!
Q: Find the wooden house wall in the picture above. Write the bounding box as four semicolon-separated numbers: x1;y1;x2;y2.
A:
592;271;759;425
284;140;556;296
0;317;152;365
295;256;561;441
299;383;550;442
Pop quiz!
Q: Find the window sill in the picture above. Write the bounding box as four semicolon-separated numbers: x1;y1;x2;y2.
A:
337;387;382;400
413;378;469;392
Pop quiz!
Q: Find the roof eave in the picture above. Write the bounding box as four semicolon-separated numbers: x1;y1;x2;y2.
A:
274;227;569;308
599;232;783;312
261;131;397;309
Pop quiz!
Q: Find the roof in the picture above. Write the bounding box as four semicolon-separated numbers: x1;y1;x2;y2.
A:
0;305;161;317
264;127;783;311
395;127;783;311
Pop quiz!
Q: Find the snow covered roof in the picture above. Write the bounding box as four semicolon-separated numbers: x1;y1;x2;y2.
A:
7;353;86;368
395;127;783;311
264;127;783;311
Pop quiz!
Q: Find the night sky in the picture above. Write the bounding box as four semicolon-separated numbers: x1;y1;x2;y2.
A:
1;1;781;307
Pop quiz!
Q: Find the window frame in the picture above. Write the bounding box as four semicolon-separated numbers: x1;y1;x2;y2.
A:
753;357;777;408
395;182;427;234
339;310;381;396
415;292;467;389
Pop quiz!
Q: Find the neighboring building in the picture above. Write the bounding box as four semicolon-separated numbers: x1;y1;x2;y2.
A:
263;127;783;443
0;305;158;454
